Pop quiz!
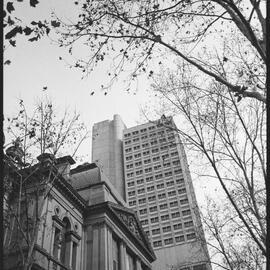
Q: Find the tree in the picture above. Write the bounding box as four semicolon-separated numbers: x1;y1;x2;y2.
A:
54;0;266;102
200;197;266;270
4;1;266;101
4;97;88;162
149;61;266;268
3;98;89;270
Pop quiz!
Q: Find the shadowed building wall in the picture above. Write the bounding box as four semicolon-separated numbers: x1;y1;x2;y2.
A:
3;154;155;270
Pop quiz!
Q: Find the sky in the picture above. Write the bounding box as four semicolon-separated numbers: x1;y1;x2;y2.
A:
4;1;156;159
4;3;267;268
4;1;224;204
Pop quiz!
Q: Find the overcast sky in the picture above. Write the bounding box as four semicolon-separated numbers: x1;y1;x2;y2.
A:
4;1;158;159
4;1;224;204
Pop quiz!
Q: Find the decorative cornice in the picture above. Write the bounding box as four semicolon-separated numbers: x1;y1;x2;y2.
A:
55;156;75;165
33;244;70;270
52;215;65;227
76;180;126;207
65;230;81;241
91;220;106;227
109;203;155;256
53;175;86;212
70;162;98;174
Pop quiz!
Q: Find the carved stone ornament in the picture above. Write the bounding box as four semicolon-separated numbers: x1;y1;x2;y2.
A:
117;212;142;241
56;232;63;247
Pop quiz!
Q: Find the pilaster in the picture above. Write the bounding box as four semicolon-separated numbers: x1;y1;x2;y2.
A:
92;224;100;269
120;241;127;270
107;229;113;270
99;223;108;270
136;257;142;270
85;225;93;270
64;239;73;267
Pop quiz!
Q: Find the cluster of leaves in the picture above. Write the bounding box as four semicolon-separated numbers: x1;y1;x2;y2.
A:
3;0;63;65
55;0;266;101
4;1;46;49
4;0;266;101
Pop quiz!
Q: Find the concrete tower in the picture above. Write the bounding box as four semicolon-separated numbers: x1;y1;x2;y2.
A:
92;114;127;199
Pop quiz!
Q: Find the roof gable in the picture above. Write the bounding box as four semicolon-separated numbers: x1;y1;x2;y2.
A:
108;203;155;260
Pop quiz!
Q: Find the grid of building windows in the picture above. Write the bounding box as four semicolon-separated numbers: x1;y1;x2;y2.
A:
123;121;197;249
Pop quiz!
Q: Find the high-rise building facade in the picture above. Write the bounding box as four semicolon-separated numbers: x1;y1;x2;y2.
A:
92;115;211;270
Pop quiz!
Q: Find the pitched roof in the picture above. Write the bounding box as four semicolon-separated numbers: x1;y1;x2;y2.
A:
85;201;156;262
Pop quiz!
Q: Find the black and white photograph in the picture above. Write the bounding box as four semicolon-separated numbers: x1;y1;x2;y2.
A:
3;1;267;270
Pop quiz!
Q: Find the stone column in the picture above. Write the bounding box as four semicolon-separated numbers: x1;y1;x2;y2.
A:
107;229;113;270
92;224;100;269
50;226;56;255
64;237;73;267
99;223;108;270
85;225;93;270
120;241;127;270
136;257;142;270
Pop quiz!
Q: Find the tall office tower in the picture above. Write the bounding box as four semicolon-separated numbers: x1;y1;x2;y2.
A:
123;116;210;270
92;114;126;199
92;115;211;270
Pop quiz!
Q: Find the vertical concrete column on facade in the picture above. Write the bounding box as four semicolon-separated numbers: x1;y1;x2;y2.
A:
92;115;127;198
107;228;113;270
119;240;127;270
136;257;142;270
92;223;101;269
79;228;84;270
99;223;108;270
112;114;126;199
85;225;93;270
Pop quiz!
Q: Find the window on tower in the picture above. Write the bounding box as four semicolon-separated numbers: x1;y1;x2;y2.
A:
164;238;173;245
180;198;189;205
178;188;186;194
153;240;162;247
175;235;185;243
162;226;171;233
184;221;194;228
173;223;182;230
182;209;191;216
159;203;168;210
152;228;160;235
186;233;196;240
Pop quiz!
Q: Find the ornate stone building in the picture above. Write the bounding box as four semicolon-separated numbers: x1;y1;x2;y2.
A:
4;153;156;270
